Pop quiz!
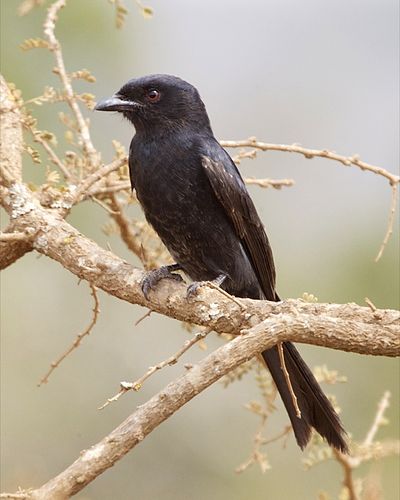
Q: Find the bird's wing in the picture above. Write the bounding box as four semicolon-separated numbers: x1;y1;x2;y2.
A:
201;147;276;300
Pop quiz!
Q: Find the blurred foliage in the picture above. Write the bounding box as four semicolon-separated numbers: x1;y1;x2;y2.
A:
1;0;399;499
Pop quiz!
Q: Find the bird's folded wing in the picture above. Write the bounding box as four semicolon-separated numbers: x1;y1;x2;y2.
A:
201;154;276;301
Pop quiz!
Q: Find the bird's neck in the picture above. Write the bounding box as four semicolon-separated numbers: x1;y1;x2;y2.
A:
129;116;213;140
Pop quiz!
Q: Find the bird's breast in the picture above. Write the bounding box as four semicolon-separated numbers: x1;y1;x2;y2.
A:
131;144;227;261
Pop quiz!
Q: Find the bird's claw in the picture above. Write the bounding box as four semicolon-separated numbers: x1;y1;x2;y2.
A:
186;281;205;299
141;265;183;300
186;274;227;300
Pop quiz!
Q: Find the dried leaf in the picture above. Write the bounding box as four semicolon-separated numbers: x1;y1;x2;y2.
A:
25;145;41;164
20;38;50;50
77;93;96;110
302;292;318;303
64;130;75;144
141;6;153;18
313;365;347;385
109;0;128;28
112;140;127;160
46;170;61;184
34;130;57;145
70;69;96;83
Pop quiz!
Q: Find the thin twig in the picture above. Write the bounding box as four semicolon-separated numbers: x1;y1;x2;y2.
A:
375;183;398;262
134;309;152;326
236;423;292;473
363;391;391;447
277;342;301;418
99;328;212;409
333;449;358;500
90;196;119;214
244;177;294;189
332;391;394;500
236;415;292;474
34;134;71;181
221;138;400;260
364;297;377;313
205;280;246;310
236;412;269;473
43;0;99;168
38;284;100;386
263;424;292;446
71;157;126;205
233;148;258;164
220;139;399;184
109;191;145;259
87;180;131;197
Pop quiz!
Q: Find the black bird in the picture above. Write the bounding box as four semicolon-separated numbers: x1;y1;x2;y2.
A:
95;74;347;452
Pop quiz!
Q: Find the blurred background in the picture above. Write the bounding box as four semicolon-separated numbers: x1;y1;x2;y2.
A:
1;0;399;498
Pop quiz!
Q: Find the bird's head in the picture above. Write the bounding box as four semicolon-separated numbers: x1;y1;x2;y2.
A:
95;74;212;134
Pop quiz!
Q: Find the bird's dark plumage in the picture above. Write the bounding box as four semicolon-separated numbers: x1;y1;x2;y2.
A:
95;74;347;452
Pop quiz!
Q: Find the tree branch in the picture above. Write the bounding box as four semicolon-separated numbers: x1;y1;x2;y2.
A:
38;284;100;386
3;181;398;357
1;45;399;496
43;0;100;168
0;233;33;270
0;76;33;268
17;310;398;499
220;138;399;185
0;76;23;186
221;138;400;261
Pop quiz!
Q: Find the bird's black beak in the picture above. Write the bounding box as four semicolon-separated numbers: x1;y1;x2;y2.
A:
95;95;138;112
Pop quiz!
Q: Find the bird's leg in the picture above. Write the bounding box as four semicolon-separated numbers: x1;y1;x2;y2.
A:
186;273;227;299
141;263;183;300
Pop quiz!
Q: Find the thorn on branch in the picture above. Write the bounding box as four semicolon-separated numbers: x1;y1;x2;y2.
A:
364;297;377;312
134;309;152;326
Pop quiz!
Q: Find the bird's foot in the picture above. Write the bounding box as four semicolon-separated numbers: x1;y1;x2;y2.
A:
141;264;183;300
186;274;227;300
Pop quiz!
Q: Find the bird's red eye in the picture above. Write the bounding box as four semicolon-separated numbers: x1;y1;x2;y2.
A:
146;89;161;102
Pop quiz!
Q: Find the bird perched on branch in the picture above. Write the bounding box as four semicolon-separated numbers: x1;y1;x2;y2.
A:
95;74;347;452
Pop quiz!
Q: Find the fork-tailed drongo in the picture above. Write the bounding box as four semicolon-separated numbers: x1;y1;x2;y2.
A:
95;74;347;452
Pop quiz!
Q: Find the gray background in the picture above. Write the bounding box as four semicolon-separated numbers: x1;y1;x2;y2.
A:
1;0;399;498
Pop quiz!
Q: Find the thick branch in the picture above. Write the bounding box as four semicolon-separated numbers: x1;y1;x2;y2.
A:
0;239;32;269
0;223;34;269
23;311;397;499
0;77;33;267
4;182;399;357
0;76;23;186
1;167;398;500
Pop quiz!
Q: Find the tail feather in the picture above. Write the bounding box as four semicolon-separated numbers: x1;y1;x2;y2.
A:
262;342;348;452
